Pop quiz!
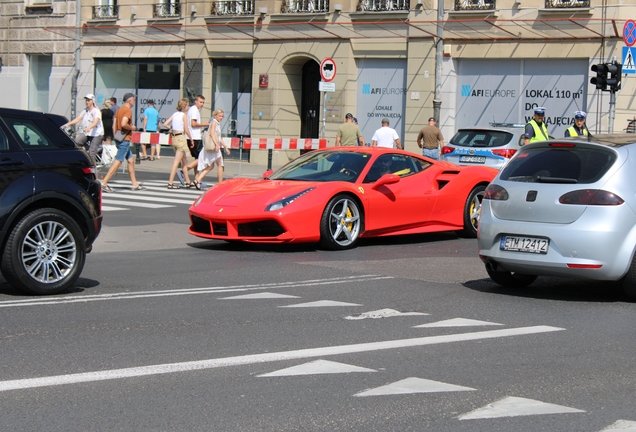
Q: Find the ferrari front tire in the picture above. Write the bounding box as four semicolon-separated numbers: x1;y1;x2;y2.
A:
457;185;486;238
319;194;362;250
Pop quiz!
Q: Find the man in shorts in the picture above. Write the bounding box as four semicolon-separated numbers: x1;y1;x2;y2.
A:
185;95;209;179
100;93;147;192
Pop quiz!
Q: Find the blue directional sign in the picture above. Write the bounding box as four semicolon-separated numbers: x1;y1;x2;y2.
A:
623;46;636;75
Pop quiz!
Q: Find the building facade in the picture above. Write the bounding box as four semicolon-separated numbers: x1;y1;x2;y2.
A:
1;0;634;164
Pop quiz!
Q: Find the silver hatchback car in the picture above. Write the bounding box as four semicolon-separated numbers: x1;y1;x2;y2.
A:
477;134;636;299
442;123;526;170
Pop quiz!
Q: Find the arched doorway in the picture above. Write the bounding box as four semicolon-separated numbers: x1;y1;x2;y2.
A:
301;60;320;138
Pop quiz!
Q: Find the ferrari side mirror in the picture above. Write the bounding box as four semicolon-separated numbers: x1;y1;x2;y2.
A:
372;174;400;189
263;170;274;179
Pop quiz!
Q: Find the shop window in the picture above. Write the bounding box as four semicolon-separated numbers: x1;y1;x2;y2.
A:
28;55;51;113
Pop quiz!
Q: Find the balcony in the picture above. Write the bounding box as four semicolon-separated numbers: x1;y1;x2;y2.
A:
356;0;409;12
211;0;254;15
544;0;589;8
281;0;329;13
154;2;181;18
92;5;119;19
454;0;495;11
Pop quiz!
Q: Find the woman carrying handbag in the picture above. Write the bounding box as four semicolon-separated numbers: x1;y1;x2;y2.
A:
193;109;231;190
163;98;194;189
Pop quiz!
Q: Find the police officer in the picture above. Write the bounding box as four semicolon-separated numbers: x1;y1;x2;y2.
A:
564;111;588;137
524;107;549;145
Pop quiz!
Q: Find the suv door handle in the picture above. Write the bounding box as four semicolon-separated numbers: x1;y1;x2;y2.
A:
0;158;25;166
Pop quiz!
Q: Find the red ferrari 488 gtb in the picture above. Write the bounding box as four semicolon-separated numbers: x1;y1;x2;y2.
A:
189;147;497;250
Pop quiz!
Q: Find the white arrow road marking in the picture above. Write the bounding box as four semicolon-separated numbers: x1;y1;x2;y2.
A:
0;326;563;392
458;396;584;420
414;318;503;328
344;309;429;320
280;300;362;308
600;420;636;431
355;377;475;397
220;293;300;300
258;360;376;377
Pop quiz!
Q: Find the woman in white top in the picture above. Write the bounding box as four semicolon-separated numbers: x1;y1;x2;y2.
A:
62;93;104;164
193;109;230;190
163;98;194;189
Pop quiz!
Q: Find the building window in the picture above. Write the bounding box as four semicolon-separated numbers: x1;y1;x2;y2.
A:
93;0;119;19
356;0;409;11
154;0;181;17
544;0;589;8
453;0;495;11
211;0;254;15
28;55;52;113
281;0;329;13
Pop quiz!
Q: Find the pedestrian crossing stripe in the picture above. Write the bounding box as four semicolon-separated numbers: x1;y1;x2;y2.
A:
623;47;635;74
101;180;204;211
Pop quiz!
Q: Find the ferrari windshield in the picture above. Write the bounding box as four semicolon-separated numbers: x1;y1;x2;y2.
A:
269;151;372;183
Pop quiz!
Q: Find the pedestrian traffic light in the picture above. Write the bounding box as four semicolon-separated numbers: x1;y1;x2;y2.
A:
606;61;622;91
590;62;622;92
591;63;609;90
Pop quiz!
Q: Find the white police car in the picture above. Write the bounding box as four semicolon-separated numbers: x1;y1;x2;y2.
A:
442;123;526;170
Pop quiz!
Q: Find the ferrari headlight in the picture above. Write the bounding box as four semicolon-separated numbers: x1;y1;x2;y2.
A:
266;187;315;212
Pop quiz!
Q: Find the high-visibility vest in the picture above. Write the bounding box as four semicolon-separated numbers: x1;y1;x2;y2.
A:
566;126;588;137
528;119;549;143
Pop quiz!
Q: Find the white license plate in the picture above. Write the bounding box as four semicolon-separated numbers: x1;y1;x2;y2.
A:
459;155;486;164
500;235;549;254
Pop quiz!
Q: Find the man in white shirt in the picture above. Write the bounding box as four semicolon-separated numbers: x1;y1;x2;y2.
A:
371;118;402;149
185;95;209;177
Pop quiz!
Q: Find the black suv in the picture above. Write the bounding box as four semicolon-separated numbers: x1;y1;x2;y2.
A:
0;108;102;295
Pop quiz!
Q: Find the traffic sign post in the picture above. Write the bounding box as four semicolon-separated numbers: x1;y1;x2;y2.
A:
319;58;337;139
624;20;636;47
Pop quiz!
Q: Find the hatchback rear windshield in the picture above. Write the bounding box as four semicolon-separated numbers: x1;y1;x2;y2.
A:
449;130;515;148
500;147;616;184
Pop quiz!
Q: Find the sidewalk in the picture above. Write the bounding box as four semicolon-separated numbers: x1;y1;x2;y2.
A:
122;145;270;179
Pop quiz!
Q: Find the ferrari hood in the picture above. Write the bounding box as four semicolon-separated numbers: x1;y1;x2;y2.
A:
209;179;318;207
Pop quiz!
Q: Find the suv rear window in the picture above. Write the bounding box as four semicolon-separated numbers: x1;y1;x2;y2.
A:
450;130;514;148
500;147;616;184
2;115;73;150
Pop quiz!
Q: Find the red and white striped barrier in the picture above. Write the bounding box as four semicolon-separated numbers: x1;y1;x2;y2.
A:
130;133;328;150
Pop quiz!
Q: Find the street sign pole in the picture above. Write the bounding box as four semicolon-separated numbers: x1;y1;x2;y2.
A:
322;91;327;139
319;59;336;141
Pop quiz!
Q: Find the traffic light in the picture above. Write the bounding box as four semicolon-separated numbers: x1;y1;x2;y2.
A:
591;63;609;90
606;61;622;91
590;61;622;92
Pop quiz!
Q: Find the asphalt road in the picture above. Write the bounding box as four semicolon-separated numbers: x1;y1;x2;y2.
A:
0;170;635;432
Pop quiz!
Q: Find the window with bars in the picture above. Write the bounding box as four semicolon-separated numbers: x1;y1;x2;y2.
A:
154;0;181;17
281;0;329;13
356;0;409;12
211;0;254;15
453;0;495;11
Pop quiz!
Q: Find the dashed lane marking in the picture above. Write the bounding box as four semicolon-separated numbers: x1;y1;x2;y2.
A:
0;326;564;392
0;276;392;308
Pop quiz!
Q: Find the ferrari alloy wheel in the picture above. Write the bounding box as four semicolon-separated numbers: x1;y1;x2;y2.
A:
319;194;362;250
1;208;85;295
457;185;486;238
485;263;537;288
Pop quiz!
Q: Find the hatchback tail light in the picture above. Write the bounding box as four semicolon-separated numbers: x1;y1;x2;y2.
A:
559;189;624;206
442;146;455;155
82;166;96;175
484;184;509;201
490;149;517;158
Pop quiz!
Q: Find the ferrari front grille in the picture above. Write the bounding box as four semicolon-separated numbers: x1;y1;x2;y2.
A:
191;216;212;235
238;220;284;237
213;222;228;236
